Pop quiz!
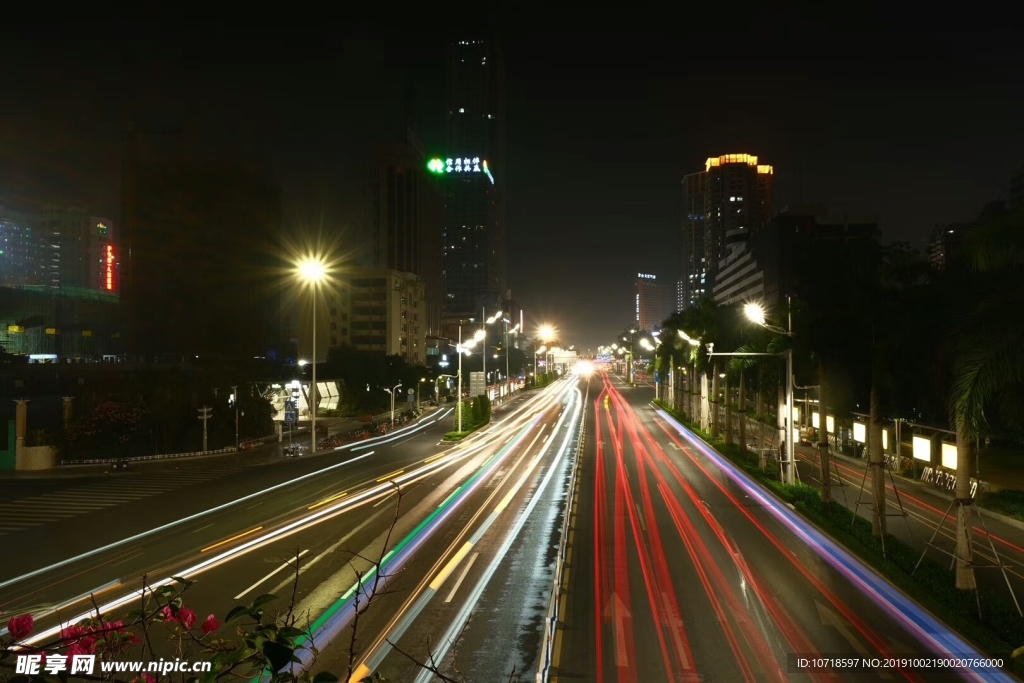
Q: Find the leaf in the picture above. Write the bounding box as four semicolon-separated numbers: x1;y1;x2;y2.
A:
170;575;194;588
262;640;294;672
277;626;307;640
250;593;279;610
224;605;251;623
313;673;339;683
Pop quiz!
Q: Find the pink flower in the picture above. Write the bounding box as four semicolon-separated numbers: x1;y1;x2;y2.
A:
61;625;86;640
131;675;156;683
178;607;196;630
201;614;220;635
7;614;33;640
160;606;176;623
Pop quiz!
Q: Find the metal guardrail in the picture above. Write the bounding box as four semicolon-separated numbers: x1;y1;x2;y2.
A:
68;430;297;465
536;391;587;682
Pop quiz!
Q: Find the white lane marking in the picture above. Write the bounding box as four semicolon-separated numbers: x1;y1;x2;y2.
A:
444;552;479;603
234;550;311;600
192;523;215;534
635;503;647;533
266;505;394;597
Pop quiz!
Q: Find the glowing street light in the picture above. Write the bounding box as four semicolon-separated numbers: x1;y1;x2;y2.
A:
296;257;328;455
538;324;555;343
744;302;767;327
744;299;796;484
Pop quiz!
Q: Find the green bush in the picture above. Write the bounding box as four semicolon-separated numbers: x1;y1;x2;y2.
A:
652;399;1024;671
979;490;1024;523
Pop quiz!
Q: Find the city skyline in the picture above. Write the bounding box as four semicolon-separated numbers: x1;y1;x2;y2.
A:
1;14;1023;348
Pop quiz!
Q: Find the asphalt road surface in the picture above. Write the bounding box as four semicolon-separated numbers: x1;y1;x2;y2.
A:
554;373;1013;683
0;381;584;683
318;379;586;682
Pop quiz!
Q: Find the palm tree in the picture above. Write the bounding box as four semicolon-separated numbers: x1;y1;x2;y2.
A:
949;206;1024;590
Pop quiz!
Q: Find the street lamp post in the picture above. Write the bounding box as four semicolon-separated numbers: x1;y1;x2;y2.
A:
298;258;327;455
383;382;402;427
744;300;796;485
455;326;481;433
232;385;239;451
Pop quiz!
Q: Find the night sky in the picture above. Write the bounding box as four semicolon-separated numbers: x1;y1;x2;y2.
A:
3;12;1023;349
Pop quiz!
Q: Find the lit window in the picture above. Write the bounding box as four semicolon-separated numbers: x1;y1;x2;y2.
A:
459;108;465;113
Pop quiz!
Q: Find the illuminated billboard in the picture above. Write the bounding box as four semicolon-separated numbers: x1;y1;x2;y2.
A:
106;244;114;291
427;157;495;184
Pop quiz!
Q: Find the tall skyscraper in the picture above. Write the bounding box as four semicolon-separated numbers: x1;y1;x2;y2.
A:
680;154;773;309
635;273;673;331
439;37;506;325
679;172;707;310
122;158;281;359
372;127;443;336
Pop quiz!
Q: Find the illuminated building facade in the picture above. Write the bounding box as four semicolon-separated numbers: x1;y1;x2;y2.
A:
439;36;506;322
0;206;115;294
635;273;673;332
325;268;426;365
680;154;773;308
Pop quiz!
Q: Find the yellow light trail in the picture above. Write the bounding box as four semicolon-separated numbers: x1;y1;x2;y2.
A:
376;469;404;482
308;491;348;510
200;527;263;553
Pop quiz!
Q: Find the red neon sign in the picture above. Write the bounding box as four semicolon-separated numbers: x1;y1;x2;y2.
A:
106;245;114;291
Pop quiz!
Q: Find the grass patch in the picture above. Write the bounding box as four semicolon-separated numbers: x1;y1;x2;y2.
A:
653;399;1024;672
978;490;1024;524
442;424;485;441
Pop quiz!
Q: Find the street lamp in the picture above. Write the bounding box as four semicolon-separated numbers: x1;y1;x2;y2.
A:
383;382;403;428
480;309;504;393
417;377;426;409
456;326;478;432
744;299;796;485
505;321;520;399
297;257;327;454
534;344;547;384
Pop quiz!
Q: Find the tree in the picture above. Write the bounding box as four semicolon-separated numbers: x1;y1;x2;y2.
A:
66;401;150;459
948;206;1024;590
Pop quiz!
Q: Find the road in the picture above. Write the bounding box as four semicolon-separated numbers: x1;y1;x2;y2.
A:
1;381;585;683
0;407;456;594
554;373;1012;683
319;379;586;682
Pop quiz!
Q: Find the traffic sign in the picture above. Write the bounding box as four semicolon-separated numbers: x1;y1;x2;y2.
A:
285;411;297;425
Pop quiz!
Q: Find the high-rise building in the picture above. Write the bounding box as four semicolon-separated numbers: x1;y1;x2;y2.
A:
927;223;972;271
121;159;281;360
372;128;443;336
325;268;426;365
635;273;673;332
439;37;506;323
680;154;773;309
679;172;707;310
0;205;116;294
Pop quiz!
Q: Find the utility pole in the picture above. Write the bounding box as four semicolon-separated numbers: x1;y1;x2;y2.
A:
197;406;212;453
232;385;239;451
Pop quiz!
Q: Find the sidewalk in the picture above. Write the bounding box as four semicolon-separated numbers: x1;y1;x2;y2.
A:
697;407;1024;535
0;407;438;480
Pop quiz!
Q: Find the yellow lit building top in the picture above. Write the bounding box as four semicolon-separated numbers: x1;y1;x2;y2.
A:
705;154;758;172
703;154;773;175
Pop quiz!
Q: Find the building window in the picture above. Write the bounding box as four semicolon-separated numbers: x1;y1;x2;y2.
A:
330;322;337;330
